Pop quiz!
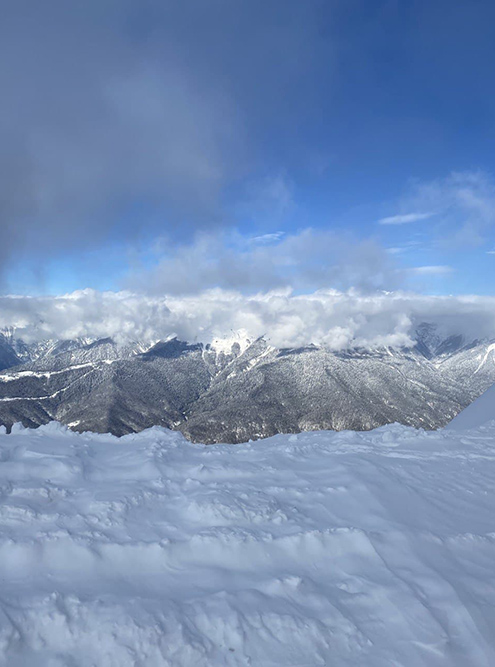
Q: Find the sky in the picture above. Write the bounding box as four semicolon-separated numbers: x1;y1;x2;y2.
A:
2;0;495;343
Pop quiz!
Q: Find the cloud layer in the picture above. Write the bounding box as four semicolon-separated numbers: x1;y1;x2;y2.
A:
2;288;495;351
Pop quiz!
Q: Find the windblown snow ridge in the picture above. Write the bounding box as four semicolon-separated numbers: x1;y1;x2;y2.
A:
0;421;494;666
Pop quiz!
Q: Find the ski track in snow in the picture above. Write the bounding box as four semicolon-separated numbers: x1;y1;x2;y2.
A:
0;422;495;666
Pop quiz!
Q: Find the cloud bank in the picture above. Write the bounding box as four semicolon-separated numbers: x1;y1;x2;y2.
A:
2;289;495;351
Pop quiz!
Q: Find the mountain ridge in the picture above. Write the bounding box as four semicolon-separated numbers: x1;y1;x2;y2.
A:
0;325;493;442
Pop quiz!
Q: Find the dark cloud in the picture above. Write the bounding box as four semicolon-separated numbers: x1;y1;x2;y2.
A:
0;0;328;275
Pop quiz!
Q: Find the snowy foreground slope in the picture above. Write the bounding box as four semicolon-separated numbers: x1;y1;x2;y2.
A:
1;422;495;666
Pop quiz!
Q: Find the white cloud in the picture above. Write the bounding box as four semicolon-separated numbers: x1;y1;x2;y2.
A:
393;171;495;246
249;232;285;245
409;265;453;275
2;288;495;351
378;212;434;225
127;228;401;295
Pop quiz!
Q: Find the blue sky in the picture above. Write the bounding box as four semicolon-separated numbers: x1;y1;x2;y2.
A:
2;0;495;297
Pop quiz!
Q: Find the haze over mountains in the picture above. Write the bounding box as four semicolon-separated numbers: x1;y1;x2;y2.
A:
0;323;493;443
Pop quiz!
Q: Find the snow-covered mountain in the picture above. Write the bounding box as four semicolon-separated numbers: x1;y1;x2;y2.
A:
0;325;494;441
1;417;495;665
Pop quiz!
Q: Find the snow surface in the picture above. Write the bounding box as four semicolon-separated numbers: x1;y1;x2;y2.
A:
447;381;495;431
1;422;495;666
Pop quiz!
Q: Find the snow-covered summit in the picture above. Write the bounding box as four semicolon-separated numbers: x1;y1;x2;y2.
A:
208;329;253;356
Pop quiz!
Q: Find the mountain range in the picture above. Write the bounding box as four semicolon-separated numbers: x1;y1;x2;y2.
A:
0;324;493;442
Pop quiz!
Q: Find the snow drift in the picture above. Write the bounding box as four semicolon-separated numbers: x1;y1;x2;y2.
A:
447;381;495;431
0;421;495;666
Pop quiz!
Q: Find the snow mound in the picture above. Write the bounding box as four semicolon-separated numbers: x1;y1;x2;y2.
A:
0;421;495;666
447;382;495;430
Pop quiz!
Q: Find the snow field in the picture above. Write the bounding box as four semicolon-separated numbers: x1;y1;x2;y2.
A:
0;421;495;665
